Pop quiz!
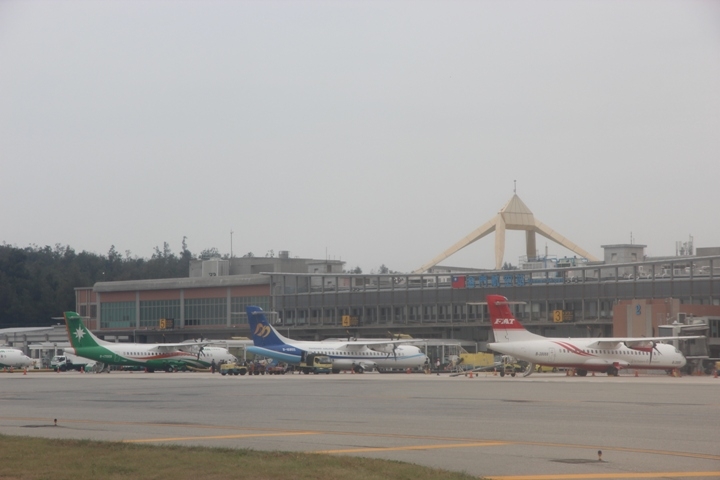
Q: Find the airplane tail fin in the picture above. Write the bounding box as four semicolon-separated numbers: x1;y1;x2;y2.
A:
64;312;109;350
246;306;291;347
487;295;543;343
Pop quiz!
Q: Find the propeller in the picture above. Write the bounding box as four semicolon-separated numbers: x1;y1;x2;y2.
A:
649;341;659;363
380;343;399;360
624;341;660;363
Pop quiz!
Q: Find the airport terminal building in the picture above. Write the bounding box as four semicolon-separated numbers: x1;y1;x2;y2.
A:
71;194;719;361
74;246;720;359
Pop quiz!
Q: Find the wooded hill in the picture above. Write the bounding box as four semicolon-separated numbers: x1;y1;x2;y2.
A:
0;241;202;328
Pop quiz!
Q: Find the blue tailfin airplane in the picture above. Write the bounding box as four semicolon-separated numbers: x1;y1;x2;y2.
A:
246;306;428;373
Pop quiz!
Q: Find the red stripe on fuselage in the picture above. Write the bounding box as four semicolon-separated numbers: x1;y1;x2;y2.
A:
552;341;594;357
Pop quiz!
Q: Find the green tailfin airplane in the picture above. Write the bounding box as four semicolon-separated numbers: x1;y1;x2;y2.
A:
63;311;236;372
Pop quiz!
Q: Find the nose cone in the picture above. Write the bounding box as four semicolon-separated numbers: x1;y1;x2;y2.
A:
487;343;507;355
679;355;687;367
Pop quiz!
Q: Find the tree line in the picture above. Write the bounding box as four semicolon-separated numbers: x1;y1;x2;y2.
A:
0;239;396;328
0;238;213;328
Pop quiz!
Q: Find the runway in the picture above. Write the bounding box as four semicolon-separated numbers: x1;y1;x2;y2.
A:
1;371;718;479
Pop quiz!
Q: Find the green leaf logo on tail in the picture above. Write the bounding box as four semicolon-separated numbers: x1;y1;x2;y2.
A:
74;326;85;342
64;312;100;349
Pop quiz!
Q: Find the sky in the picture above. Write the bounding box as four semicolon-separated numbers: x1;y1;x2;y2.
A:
1;0;719;274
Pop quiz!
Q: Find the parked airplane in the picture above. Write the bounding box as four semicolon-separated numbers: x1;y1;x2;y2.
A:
0;348;33;368
63;312;236;372
484;294;702;377
246;306;428;373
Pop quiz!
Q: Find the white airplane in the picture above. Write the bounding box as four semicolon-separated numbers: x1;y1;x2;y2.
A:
246;306;429;373
0;348;33;368
484;294;702;377
64;312;236;372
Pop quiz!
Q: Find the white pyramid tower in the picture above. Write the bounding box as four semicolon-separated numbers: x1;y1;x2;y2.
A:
415;193;599;272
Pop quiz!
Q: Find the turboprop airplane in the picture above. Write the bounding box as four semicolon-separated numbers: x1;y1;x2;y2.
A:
0;348;33;368
484;294;702;377
246;306;428;373
63;312;236;372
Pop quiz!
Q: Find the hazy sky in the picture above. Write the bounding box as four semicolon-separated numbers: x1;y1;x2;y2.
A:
2;0;719;273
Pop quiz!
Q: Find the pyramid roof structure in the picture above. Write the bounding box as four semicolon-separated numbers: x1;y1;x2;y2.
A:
415;193;599;272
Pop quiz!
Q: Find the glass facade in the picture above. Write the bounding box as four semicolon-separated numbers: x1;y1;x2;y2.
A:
99;294;272;328
140;300;181;328
100;301;135;328
231;296;271;324
184;298;227;326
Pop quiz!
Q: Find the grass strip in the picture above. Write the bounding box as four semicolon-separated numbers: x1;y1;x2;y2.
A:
0;434;482;480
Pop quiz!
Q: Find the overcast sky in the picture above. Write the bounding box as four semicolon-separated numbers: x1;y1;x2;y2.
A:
1;0;719;273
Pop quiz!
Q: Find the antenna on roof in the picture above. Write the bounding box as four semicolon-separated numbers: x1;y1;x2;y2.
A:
513;179;516;194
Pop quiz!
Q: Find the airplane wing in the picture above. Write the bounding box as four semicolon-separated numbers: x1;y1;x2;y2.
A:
148;341;210;353
588;336;705;350
338;339;424;356
337;339;423;348
148;344;190;353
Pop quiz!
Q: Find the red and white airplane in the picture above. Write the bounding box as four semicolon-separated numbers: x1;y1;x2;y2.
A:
485;294;702;377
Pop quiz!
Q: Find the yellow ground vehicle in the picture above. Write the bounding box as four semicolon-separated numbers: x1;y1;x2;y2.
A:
299;353;332;374
220;363;248;376
497;355;524;377
535;365;559;373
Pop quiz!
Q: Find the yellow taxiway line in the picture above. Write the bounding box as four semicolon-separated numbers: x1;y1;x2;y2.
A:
4;416;717;479
315;441;508;454
125;431;320;443
489;473;720;480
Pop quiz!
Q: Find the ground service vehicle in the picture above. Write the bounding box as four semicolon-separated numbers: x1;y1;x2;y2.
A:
266;364;288;375
220;363;248;376
51;355;95;372
497;355;524;377
299;353;332;374
536;364;559;373
248;362;266;375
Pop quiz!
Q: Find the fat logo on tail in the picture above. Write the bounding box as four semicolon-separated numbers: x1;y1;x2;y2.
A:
486;294;543;343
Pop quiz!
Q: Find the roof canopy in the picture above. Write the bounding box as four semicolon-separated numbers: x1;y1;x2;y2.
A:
415;193;599;272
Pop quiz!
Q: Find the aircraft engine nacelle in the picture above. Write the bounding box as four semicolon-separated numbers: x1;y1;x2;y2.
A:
369;344;394;354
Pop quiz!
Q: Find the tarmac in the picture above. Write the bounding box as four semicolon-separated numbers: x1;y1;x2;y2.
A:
1;370;718;479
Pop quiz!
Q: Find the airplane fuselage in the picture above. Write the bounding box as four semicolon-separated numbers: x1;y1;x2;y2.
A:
0;349;33;368
487;338;686;372
69;344;235;370
247;341;427;371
